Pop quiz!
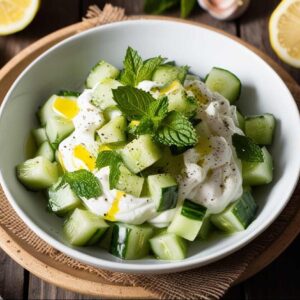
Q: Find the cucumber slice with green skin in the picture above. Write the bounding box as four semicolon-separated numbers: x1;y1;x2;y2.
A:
97;116;127;144
147;173;178;212
167;200;207;241
63;208;109;246
36;141;55;162
205;67;241;103
242;147;273;186
236;109;245;131
99;226;113;250
150;232;187;260
86;61;120;89
211;191;257;233
46;117;74;149
196;215;212;240
16;156;59;190
121;135;162;174
32;128;47;147
152;65;188;86
109;223;154;260
115;164;144;197
245;114;275;145
91;79;122;110
48;180;81;216
103;106;123;122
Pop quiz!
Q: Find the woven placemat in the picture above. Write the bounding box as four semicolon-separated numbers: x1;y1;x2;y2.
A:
0;4;300;300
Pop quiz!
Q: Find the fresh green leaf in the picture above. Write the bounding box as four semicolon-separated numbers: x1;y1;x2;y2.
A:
232;134;264;162
148;96;169;120
59;170;102;199
130;117;155;136
156;111;198;147
120;47;165;86
181;0;197;18
57;90;80;97
144;0;180;14
112;86;155;119
96;151;123;189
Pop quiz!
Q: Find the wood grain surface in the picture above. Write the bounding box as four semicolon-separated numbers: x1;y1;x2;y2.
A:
0;1;299;299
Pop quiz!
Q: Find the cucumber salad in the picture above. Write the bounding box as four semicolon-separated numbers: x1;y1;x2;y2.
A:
16;47;275;261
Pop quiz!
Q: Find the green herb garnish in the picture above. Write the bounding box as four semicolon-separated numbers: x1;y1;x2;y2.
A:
57;90;80;97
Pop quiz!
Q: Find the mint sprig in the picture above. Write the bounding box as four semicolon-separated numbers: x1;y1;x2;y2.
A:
232;134;264;162
120;47;165;86
96;151;123;189
58;170;102;199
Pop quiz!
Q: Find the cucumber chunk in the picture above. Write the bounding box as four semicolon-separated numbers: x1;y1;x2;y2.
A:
97;116;127;144
91;79;122;109
236;110;245;131
205;67;241;103
242;147;273;186
167;200;207;241
152;65;188;86
196;215;212;240
16;156;59;190
48;180;81;216
109;223;154;259
121;135;162;173
32;128;47;146
36;141;54;162
86;61;120;89
211;191;257;233
103;106;123;122
115;164;144;197
150;232;187;260
245;114;275;145
46;117;74;149
147;173;178;212
63;208;109;246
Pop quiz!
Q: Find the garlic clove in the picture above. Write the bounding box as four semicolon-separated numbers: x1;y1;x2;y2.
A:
198;0;250;21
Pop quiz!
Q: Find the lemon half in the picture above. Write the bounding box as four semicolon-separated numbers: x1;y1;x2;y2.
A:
0;0;40;35
269;0;300;68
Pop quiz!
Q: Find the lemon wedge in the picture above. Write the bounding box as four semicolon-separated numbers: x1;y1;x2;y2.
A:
269;0;300;68
0;0;40;35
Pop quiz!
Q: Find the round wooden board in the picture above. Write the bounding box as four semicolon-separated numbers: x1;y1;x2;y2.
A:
0;16;299;299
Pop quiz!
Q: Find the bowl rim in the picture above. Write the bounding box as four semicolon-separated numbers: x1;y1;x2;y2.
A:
0;18;300;274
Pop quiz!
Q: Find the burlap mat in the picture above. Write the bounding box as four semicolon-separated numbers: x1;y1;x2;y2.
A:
0;4;300;300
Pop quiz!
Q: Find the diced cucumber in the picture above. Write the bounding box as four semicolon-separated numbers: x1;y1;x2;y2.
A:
242;147;273;186
109;223;154;260
99;226;113;250
236;110;245;131
63;208;109;246
48;180;81;216
147;173;178;212
150;232;187;260
152;65;188;86
205;67;241;103
36;141;54;161
245;114;275;145
121;135;162;173
32;128;47;146
46;117;74;149
103;106;123;122
91;79;122;110
86;61;120;89
16;156;59;190
115;164;144;197
167;200;207;241
97;116;127;144
37;95;57;126
211;191;257;233
197;215;212;240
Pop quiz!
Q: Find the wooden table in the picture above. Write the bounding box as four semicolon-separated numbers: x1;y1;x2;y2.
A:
0;1;299;299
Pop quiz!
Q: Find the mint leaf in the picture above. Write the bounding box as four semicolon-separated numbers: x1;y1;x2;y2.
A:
96;151;123;189
112;86;155;119
144;0;180;14
181;0;197;18
57;90;80;97
148;96;168;120
120;47;165;86
60;170;102;199
156;111;197;147
232;134;264;162
130;118;155;136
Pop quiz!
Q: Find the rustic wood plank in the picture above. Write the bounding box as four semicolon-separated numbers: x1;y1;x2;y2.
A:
0;248;25;299
239;0;300;84
0;0;81;68
244;236;300;300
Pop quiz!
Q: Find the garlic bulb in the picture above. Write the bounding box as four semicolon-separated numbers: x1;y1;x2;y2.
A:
198;0;250;21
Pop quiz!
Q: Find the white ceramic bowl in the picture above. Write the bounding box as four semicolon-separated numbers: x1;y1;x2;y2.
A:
0;19;299;274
